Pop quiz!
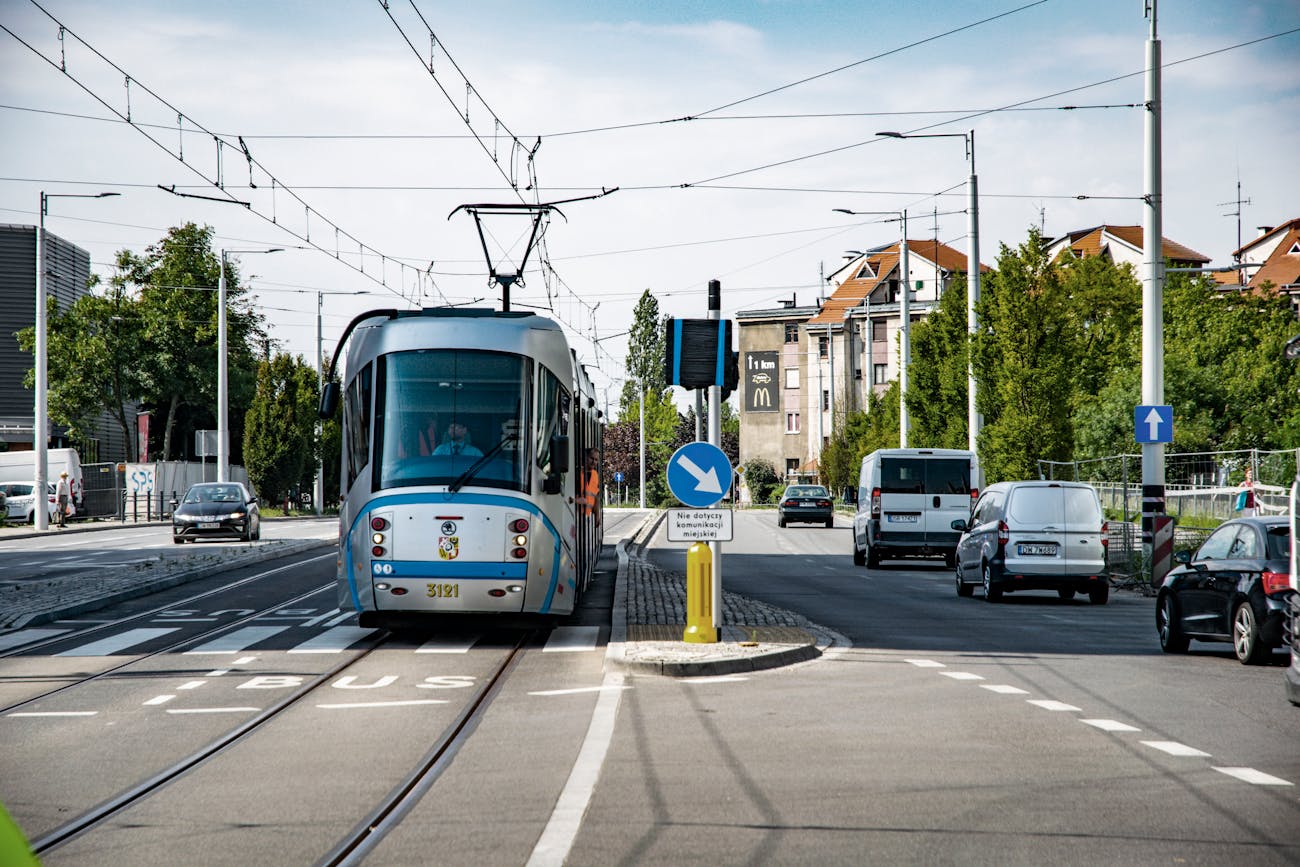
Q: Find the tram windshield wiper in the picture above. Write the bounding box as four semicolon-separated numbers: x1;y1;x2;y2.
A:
447;432;518;494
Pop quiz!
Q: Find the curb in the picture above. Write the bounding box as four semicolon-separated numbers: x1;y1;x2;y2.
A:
8;539;332;630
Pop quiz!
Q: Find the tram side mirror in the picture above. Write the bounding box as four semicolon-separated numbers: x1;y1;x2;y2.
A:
319;382;340;419
550;435;570;474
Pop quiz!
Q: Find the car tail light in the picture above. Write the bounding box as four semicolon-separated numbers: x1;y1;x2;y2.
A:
510;518;530;533
997;520;1009;548
970;488;978;503
782;500;796;508
371;516;388;531
1100;521;1109;552
870;487;881;518
1262;570;1290;595
817;499;831;507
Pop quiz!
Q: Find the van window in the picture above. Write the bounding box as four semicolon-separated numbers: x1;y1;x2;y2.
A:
926;460;971;494
881;459;924;494
880;458;970;495
1007;487;1065;524
1063;488;1101;524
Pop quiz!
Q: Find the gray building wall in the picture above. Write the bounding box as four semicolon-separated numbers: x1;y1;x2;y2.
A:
737;306;817;482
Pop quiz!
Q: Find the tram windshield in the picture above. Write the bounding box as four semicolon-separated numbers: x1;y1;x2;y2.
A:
376;350;530;493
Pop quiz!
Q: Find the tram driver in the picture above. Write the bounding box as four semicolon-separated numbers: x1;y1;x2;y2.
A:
433;421;482;457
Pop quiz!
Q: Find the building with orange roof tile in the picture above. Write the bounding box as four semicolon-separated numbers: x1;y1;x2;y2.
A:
1230;218;1300;300
1044;225;1209;272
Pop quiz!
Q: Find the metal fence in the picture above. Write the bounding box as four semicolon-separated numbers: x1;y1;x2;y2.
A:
80;461;253;522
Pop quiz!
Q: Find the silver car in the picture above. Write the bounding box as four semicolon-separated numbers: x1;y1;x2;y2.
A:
952;481;1109;604
1;481;60;524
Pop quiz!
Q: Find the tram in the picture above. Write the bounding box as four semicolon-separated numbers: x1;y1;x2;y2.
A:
319;308;604;627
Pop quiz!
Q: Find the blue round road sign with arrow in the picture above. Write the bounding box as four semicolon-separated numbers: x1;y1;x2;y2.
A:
666;442;733;508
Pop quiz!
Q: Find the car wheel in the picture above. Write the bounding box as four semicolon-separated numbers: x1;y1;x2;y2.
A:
956;564;973;598
853;540;866;567
778;516;786;528
983;563;1002;602
254;524;261;541
1233;601;1269;665
866;544;880;569
1157;594;1189;653
1088;583;1109;605
172;536;185;544
824;519;833;529
1058;588;1076;601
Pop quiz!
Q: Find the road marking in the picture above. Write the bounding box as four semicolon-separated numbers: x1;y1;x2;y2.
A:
205;669;231;677
1213;767;1293;786
530;685;633;696
1028;700;1081;712
415;637;476;653
166;707;259;715
177;681;206;690
1142;741;1211;757
905;659;945;668
233;656;257;665
981;684;1030;695
681;675;749;684
939;671;984;681
0;628;71;652
323;610;355;628
184;625;291;654
7;711;98;717
56;627;179;657
287;626;375;653
543;626;600;652
1082;719;1141;732
143;695;175;706
301;608;342;628
317;699;449;709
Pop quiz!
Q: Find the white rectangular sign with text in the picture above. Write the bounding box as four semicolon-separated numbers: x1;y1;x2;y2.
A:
667;508;733;542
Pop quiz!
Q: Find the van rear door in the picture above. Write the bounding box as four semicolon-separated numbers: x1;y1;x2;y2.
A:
923;458;973;549
1003;484;1068;577
1061;486;1106;578
878;457;926;546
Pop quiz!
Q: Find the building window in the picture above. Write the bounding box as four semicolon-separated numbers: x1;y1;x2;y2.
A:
818;335;828;358
784;323;799;343
785;412;800;434
872;321;885;342
784;368;799;389
822;390;830;411
873;364;887;385
853;368;862;381
786;458;799;476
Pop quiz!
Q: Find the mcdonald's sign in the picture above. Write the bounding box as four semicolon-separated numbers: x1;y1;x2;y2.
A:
744;351;779;413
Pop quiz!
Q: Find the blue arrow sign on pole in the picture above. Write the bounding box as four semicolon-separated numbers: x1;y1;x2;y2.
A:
666;442;733;508
614;471;624;484
1134;404;1173;444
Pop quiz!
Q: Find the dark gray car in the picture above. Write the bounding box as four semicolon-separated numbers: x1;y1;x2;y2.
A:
172;482;261;543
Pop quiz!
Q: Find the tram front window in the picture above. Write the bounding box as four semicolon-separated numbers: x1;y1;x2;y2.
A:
377;350;530;492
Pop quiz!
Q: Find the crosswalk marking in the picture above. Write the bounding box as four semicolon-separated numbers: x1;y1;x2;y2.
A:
56;628;178;657
1028;700;1081;712
1142;741;1211;757
1082;719;1141;732
415;637;476;654
939;671;984;681
543;626;600;652
184;625;291;655
980;684;1030;695
287;626;375;654
1213;767;1293;786
0;628;71;652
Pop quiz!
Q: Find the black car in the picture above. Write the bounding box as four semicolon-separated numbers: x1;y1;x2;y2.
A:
777;485;833;528
1157;516;1294;664
172;482;261;543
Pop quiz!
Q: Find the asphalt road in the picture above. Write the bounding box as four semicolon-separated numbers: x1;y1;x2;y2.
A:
1;508;1296;865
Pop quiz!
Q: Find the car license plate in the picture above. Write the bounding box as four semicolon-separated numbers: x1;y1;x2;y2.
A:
797;502;813;507
887;514;918;523
1017;543;1058;556
427;582;460;599
199;522;220;530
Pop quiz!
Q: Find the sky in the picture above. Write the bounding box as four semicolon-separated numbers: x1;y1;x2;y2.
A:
3;0;1298;414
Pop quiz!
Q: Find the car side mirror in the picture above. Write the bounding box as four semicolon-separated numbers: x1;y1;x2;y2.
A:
950;519;968;532
843;487;858;505
1173;549;1191;564
550;435;570;474
319;381;339;419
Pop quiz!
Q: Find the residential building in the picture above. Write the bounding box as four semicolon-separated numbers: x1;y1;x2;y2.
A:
1229;218;1300;300
1044;224;1210;271
736;300;818;482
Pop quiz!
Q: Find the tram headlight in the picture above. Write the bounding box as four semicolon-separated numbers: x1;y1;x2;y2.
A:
513;534;528;546
372;532;385;545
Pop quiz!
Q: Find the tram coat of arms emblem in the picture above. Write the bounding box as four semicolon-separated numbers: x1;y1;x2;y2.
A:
437;536;459;560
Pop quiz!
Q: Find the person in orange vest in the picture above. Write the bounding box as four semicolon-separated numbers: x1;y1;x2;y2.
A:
579;448;601;527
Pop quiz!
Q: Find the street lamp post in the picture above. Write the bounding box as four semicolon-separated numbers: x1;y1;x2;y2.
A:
833;208;910;447
35;190;119;531
218;248;282;483
878;130;981;455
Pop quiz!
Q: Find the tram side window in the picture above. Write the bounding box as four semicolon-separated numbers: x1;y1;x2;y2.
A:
536;368;571;475
344;363;372;489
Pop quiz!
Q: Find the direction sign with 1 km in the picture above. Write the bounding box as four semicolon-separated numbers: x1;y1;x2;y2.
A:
666;441;733;508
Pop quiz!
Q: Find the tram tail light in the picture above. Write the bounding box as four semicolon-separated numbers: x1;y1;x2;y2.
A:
372;545;386;557
511;547;528;559
510;518;530;533
371;516;388;531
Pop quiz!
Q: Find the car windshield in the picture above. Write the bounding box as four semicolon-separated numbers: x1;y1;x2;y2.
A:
376;349;531;493
185;485;245;504
787;486;827;498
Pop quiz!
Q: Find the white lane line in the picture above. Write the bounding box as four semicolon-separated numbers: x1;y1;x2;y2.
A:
288;626;375;653
529;686;634;696
1213;767;1293;786
682;676;749;684
233;656;257;665
415;637;476;654
7;711;98;717
1082;719;1141;732
317;699;449;709
177;681;206;690
543;626;600;653
981;684;1030;695
56;627;179;657
939;671;985;681
184;625;291;654
1142;741;1212;757
905;659;945;668
166;707;260;715
0;628;71;652
143;695;175;706
205;669;231;677
1028;700;1081;712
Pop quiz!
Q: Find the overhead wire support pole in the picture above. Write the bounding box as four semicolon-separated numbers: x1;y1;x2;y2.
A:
1141;0;1166;589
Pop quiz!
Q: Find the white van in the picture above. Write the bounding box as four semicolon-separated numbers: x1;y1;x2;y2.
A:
852;448;979;569
0;448;83;509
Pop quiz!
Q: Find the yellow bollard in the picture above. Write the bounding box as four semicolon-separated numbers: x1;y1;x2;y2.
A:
683;541;718;643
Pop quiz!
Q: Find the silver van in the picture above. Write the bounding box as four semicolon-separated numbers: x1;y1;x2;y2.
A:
852;448;979;569
952;480;1109;604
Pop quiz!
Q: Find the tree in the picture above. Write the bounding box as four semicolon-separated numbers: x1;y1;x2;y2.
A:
743;458;781;504
244;353;317;505
907;274;972;449
619;289;667;417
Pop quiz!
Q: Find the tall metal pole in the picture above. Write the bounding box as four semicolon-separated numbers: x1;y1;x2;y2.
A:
966;131;982;456
899;211;911;448
707;279;723;632
217;252;230;483
34;195;49;531
314;290;324;515
1141;0;1165;586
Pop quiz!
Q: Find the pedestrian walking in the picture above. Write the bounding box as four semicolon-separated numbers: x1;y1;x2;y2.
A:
55;471;71;528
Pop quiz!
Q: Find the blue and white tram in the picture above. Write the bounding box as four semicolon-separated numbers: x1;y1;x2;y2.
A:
319;308;603;627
